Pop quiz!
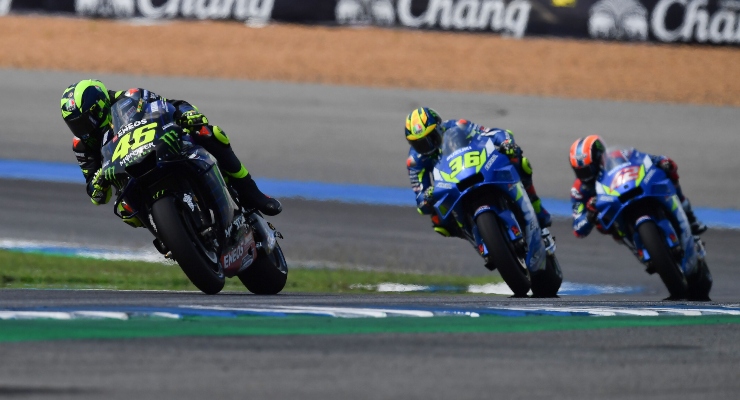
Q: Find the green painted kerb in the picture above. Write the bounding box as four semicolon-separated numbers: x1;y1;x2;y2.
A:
1;315;738;343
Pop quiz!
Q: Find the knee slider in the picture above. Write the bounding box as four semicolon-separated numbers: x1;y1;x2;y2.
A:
521;157;533;175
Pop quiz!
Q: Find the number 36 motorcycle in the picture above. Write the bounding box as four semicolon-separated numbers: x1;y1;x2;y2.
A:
99;94;288;295
428;127;563;297
590;148;712;300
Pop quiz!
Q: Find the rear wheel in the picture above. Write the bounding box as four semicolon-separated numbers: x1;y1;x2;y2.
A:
152;196;225;295
637;221;687;300
477;212;531;297
238;242;288;295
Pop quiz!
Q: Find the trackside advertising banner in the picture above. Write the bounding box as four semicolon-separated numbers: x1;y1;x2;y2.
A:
2;0;739;45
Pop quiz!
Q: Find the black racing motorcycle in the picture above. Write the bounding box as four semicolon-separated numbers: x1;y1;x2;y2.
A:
99;92;287;295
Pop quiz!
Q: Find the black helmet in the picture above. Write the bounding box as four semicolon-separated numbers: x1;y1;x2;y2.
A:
60;79;111;139
405;107;443;156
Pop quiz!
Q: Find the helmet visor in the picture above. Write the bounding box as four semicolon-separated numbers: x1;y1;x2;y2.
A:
409;129;442;155
574;165;595;182
65;111;100;138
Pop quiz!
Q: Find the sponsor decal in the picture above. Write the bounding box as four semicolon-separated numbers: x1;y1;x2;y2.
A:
589;0;649;41
652;0;740;44
642;168;656;185
224;214;246;238
484;153;498;170
574;218;588;231
75;0;275;22
396;0;532;38
336;0;395;26
446;146;472;161
635;215;651;225
118;142;154;166
116;118;149;137
474;205;491;215
183;193;195;211
511;225;521;236
222;230;256;272
436;182;454;189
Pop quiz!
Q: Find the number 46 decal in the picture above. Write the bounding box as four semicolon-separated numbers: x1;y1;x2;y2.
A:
112;122;158;161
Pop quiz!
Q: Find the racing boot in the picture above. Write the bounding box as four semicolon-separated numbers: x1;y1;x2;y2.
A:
431;215;465;239
229;173;282;216
682;198;707;235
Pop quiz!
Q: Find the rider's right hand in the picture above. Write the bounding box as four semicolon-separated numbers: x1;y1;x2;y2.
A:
87;169;112;205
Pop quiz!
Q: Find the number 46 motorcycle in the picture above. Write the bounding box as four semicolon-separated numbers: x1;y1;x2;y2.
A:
428;127;563;297
99;93;288;295
591;148;712;300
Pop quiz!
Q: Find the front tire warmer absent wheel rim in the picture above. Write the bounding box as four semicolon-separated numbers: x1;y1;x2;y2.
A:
637;220;688;300
476;212;531;297
151;196;225;295
238;242;288;295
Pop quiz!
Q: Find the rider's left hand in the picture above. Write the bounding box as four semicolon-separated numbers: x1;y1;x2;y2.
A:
499;139;519;157
178;110;209;128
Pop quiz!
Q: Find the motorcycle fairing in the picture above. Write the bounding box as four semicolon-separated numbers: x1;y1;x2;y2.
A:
431;131;546;273
594;148;699;276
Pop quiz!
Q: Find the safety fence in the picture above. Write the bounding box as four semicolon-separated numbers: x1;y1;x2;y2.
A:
2;0;739;45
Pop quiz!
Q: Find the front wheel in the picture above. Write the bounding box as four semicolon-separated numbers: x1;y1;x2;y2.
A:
531;254;563;298
637;220;687;299
152;196;225;295
477;212;531;297
238;242;288;295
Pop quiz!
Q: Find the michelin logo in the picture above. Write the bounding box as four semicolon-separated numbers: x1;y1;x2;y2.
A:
588;0;648;41
336;0;395;26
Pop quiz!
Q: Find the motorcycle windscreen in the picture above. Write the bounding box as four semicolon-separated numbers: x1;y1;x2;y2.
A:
111;95;174;135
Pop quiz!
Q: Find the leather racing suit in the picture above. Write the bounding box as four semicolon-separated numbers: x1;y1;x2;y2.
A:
71;87;278;215
407;119;551;238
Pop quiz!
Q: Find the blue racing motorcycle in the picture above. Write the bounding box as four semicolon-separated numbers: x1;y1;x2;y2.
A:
591;148;712;300
429;127;562;297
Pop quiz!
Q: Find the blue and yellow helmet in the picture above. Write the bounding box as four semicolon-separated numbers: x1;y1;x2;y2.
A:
405;107;443;155
60;79;111;138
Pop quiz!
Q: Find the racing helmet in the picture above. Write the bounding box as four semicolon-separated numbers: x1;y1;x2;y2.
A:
405;107;443;155
569;135;606;182
60;79;111;139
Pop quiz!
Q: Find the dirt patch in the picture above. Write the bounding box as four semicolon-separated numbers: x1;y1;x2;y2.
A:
1;15;738;106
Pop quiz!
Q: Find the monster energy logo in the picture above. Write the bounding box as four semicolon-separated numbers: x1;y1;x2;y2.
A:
104;166;121;188
161;130;181;154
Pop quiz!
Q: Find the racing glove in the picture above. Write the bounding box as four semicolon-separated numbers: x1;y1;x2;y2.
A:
423;186;435;207
498;139;520;157
177;109;209;129
87;169;112;205
586;197;598;224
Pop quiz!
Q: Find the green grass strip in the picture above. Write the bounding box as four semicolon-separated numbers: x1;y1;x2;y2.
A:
0;249;500;293
1;315;739;343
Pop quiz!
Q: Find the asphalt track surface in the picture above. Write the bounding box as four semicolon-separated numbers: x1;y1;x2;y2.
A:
1;69;739;398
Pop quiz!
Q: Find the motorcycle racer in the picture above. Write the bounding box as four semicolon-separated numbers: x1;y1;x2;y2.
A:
405;107;553;242
569;135;707;238
60;79;281;216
